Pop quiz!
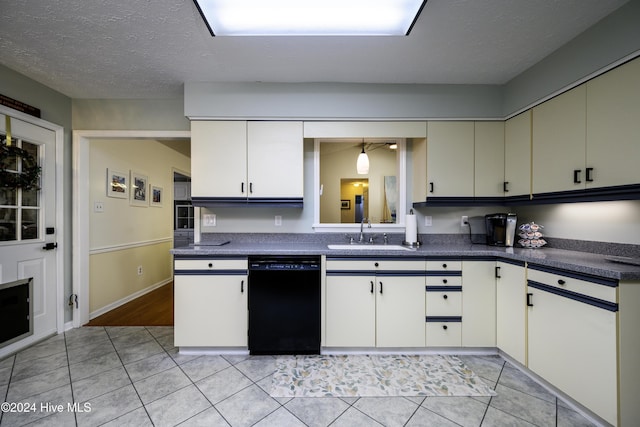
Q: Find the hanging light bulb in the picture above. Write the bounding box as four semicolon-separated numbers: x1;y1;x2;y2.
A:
357;142;369;175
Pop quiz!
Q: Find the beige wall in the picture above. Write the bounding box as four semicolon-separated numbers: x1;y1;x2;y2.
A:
89;138;190;314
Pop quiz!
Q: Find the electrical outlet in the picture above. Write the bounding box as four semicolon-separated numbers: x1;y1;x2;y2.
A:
203;214;216;226
94;201;104;213
275;215;282;226
424;216;432;226
461;215;469;227
137;265;143;276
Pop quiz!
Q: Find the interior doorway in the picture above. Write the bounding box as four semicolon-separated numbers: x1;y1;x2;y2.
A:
72;130;190;328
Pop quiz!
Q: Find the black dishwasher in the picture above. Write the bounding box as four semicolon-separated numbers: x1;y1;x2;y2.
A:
248;256;321;355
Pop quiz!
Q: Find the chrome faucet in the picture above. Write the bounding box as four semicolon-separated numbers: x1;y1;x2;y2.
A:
359;218;371;243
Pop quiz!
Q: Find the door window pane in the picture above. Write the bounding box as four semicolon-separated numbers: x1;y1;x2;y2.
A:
0;138;42;243
0;188;17;206
0;208;17;241
21;209;39;240
22;188;38;207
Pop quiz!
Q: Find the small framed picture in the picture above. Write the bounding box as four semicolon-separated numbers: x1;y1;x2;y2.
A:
341;199;350;209
150;185;163;207
107;168;128;198
130;171;148;206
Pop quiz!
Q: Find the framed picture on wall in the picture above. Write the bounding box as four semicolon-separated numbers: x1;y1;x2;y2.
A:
341;200;350;209
130;171;148;206
106;168;128;198
150;184;163;207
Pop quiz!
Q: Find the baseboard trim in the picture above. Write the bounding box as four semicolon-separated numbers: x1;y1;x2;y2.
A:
89;278;172;320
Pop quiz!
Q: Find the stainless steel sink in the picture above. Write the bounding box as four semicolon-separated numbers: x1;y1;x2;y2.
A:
327;244;415;251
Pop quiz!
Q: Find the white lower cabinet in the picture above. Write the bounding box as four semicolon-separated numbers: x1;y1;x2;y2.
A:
325;273;376;347
174;258;248;348
325;258;426;348
496;260;527;365
527;267;618;425
461;261;496;347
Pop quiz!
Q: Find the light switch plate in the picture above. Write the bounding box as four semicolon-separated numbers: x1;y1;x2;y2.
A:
275;215;282;226
424;216;432;226
94;201;104;213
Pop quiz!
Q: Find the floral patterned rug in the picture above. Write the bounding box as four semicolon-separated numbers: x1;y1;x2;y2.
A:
270;354;497;398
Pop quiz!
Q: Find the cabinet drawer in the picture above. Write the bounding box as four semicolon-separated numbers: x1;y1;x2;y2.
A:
174;258;248;271
426;291;462;316
426;276;462;287
426;260;462;271
326;259;425;272
426;321;462;347
527;268;616;303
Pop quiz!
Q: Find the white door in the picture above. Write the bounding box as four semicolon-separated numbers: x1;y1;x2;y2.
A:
0;113;59;354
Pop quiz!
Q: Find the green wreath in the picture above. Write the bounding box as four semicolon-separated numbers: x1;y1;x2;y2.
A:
0;144;42;190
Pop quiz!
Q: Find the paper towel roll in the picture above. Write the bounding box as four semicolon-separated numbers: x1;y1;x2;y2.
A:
405;213;417;244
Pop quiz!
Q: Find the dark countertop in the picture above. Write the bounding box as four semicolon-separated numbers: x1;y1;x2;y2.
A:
172;240;640;281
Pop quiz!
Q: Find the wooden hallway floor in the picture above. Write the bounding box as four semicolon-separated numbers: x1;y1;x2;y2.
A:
85;282;174;326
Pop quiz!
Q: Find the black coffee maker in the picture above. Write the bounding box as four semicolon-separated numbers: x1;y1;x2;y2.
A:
485;213;517;246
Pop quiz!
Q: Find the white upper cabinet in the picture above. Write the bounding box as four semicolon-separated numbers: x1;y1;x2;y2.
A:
504;110;532;198
586;57;640;188
247;121;304;199
474;121;505;198
190;120;303;204
427;121;475;198
532;85;587;194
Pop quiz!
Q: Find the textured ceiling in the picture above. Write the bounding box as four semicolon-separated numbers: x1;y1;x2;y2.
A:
0;0;629;99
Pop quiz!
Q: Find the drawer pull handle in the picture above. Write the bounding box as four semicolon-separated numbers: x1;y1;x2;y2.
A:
374;262;379;267
558;279;566;285
443;294;448;300
442;263;447;269
370;281;374;294
527;292;534;307
241;280;244;293
208;263;213;268
442;325;448;330
442;279;448;284
379;282;383;294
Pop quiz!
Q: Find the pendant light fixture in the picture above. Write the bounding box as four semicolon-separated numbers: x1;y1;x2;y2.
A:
357;142;369;175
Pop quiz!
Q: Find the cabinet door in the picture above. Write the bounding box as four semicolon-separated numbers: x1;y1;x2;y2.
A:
504;111;532;197
174;274;248;347
474;122;505;198
325;274;376;347
411;137;428;202
191;121;247;199
532;86;586;194
376;276;426;347
496;262;526;365
461;261;496;347
247;121;303;198
586;57;640;188
528;287;617;425
427;121;475;197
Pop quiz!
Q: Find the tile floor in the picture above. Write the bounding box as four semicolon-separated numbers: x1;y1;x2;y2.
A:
0;327;598;427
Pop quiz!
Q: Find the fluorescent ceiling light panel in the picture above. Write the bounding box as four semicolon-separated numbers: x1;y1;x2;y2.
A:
193;0;427;36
